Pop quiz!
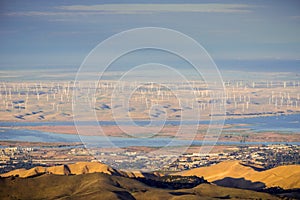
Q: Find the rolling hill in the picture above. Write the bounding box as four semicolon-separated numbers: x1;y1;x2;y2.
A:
0;162;121;178
1;161;299;199
177;160;300;189
0;172;279;200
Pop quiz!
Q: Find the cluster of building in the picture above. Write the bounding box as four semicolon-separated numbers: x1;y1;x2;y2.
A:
66;144;300;171
0;146;34;173
168;144;299;171
93;150;177;171
0;144;299;173
0;145;92;173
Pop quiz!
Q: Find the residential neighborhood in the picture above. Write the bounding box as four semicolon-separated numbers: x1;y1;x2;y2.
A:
1;144;299;173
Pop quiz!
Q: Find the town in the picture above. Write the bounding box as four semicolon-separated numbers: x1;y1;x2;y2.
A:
168;144;300;171
1;144;299;173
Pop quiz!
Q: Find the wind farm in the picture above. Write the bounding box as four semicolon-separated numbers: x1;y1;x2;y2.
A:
0;79;299;122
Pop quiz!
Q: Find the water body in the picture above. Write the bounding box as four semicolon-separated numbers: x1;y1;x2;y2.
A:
0;114;298;147
226;114;300;133
0;114;299;132
0;127;299;147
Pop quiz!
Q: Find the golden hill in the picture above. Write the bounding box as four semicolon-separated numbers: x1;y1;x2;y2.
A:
247;164;300;189
0;172;279;200
0;162;121;178
0;162;164;179
177;160;300;189
67;162;120;175
176;161;256;181
2;160;299;190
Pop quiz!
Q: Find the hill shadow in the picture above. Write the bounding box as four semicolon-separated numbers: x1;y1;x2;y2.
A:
135;175;208;189
213;177;266;191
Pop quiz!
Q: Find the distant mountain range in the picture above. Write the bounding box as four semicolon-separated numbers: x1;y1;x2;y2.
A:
0;161;299;199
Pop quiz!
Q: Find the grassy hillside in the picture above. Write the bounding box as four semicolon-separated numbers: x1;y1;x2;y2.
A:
1;160;299;199
178;160;300;189
0;162;121;178
0;172;279;200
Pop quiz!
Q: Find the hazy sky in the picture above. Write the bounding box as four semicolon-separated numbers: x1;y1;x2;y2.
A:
0;0;299;72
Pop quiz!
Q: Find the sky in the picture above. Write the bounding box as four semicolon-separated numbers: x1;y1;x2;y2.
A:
0;0;299;73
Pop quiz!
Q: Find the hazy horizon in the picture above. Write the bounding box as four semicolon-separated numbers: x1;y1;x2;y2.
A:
1;1;299;76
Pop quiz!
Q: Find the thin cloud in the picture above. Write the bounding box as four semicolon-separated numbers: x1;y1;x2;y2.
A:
4;11;103;17
58;4;254;14
4;4;254;17
290;15;300;20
